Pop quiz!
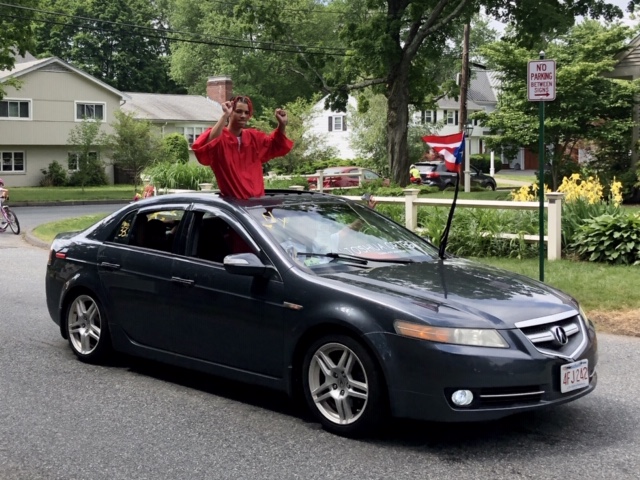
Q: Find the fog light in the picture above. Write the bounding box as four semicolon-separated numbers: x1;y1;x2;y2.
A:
451;390;474;407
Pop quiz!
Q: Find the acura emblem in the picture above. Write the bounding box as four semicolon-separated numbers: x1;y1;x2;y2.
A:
550;326;568;345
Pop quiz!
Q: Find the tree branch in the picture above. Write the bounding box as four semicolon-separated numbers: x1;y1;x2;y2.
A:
406;0;469;59
346;78;388;90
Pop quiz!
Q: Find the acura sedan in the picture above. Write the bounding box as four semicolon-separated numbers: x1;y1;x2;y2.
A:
46;191;597;437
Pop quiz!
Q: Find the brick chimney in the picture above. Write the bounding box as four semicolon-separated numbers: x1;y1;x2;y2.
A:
206;76;233;104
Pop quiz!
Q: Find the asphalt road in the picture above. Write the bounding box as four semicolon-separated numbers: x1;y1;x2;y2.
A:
1;205;639;480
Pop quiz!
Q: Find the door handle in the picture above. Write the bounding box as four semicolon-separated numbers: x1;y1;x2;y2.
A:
171;276;195;286
99;262;121;270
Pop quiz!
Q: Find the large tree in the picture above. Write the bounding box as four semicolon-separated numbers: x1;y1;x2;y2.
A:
33;0;181;93
476;20;640;189
0;0;38;99
226;0;633;185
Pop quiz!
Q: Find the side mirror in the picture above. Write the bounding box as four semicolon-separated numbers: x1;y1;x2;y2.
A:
223;253;275;278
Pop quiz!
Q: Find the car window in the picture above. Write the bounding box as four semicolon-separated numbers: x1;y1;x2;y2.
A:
364;170;380;180
248;202;438;269
187;211;253;263
416;164;435;173
107;209;184;253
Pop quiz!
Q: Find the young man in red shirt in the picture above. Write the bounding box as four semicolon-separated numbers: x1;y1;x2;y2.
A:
192;95;293;199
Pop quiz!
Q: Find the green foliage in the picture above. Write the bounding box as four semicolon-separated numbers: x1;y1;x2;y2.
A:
33;0;181;93
0;0;37;99
570;213;640;265
561;194;621;248
264;176;310;190
417;207;540;259
478;21;640;190
107;111;166;190
470;154;502;174
162;134;190;164
144;161;214;190
67;119;109;189
40;161;68;187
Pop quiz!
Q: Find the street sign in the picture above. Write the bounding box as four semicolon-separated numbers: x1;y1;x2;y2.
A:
528;60;556;101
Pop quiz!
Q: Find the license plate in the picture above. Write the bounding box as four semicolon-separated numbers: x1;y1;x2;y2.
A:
560;359;589;393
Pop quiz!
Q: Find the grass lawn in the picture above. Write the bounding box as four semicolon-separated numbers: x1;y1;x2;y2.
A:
9;185;136;203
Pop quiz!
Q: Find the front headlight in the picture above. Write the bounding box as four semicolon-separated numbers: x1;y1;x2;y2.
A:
394;320;509;348
579;305;595;330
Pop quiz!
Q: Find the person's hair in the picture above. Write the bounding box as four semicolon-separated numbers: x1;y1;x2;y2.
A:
230;95;253;116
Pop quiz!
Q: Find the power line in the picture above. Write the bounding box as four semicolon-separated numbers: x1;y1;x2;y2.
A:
207;0;350;15
0;1;351;55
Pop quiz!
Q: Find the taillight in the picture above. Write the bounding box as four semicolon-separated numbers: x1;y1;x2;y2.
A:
426;172;440;178
48;249;66;266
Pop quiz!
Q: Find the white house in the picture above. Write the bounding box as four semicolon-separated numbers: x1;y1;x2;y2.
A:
305;68;505;164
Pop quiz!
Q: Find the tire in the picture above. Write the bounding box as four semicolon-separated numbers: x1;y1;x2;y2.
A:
302;334;387;437
3;208;20;235
65;293;111;363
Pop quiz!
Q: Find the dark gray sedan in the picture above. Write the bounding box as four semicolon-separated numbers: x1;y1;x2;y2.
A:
45;191;596;437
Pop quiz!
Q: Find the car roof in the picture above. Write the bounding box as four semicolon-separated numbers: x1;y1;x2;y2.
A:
127;190;350;211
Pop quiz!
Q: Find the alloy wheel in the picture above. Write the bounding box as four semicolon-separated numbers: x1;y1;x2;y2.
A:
307;342;369;425
67;295;103;356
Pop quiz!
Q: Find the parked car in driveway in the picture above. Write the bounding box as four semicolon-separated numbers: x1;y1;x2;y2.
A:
416;162;497;190
307;166;386;189
46;190;597;437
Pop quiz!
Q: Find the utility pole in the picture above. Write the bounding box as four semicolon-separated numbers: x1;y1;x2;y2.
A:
459;22;471;192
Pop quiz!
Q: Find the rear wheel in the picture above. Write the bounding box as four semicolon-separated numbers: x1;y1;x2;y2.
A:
3;207;19;234
302;334;387;437
65;293;111;363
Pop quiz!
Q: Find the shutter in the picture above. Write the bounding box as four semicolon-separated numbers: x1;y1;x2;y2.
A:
455;110;459;125
343;116;347;131
421;110;426;124
433;110;437;123
328;117;333;132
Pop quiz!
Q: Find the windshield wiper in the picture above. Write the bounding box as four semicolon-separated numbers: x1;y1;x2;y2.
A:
296;252;415;265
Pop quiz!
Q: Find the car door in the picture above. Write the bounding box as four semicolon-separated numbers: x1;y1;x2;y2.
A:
96;205;186;351
168;206;286;377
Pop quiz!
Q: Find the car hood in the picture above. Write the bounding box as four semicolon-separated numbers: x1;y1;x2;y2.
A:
322;258;577;328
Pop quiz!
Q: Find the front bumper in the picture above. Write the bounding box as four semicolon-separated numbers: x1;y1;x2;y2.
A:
367;326;598;422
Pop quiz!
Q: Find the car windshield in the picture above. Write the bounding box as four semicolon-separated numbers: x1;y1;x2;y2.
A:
248;201;438;269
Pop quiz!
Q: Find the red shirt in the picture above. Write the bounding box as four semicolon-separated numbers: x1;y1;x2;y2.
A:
192;127;293;199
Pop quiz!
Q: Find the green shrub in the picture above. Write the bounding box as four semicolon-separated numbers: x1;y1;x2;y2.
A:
570;212;640;265
562;197;621;248
40;161;68;186
163;134;190;164
470;154;502;174
264;176;310;190
144;161;214;190
67;161;108;186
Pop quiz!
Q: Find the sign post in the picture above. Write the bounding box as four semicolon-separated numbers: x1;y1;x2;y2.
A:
528;52;556;282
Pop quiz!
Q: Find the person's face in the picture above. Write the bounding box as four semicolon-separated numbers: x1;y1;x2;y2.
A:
230;101;251;128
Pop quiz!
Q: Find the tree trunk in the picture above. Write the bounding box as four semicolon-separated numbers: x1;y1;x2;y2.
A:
387;70;411;187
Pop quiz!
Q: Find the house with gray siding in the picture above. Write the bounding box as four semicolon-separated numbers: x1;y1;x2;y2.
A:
1;55;227;186
0;54;125;186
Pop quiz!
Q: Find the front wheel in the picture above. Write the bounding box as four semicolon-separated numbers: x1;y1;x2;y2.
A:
3;207;20;234
65;293;111;363
302;334;387;437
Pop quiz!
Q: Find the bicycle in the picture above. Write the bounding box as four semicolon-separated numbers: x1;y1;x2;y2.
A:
0;195;20;235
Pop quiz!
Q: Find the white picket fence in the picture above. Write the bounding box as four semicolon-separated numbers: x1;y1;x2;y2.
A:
337;189;565;261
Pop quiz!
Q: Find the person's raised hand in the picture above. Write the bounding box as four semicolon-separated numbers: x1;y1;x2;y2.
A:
222;101;234;117
275;108;288;127
368;196;377;209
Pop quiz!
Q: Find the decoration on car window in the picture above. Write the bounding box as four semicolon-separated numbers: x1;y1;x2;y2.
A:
261;210;287;229
117;221;130;239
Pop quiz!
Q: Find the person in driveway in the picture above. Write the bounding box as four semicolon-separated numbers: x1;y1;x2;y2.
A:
192;95;294;199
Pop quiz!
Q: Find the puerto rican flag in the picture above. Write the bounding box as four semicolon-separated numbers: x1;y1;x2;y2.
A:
422;132;465;172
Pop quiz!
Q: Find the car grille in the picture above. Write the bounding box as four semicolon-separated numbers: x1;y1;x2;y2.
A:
515;310;586;360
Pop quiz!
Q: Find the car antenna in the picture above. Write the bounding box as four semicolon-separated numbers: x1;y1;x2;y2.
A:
438;167;461;260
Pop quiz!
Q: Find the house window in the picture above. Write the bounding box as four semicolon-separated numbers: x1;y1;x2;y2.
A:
184;127;207;147
68;151;98;171
421;110;435;124
75;102;105;121
0;99;31;119
1;152;25;172
445;110;458;125
328;116;347;132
